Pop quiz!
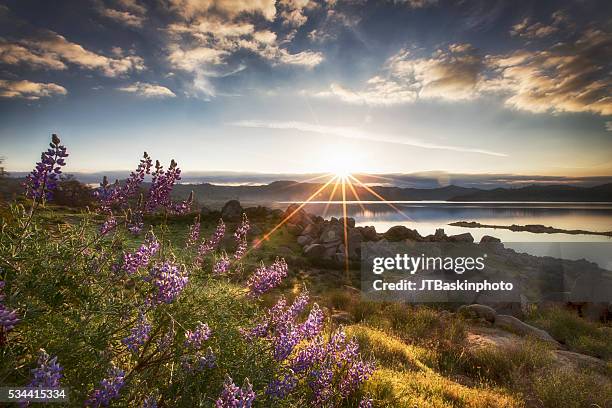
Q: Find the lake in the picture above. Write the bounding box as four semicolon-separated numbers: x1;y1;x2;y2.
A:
283;201;612;267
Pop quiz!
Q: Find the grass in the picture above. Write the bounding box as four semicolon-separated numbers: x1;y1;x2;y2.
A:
527;306;612;360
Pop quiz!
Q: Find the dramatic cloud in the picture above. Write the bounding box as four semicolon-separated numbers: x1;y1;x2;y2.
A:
278;0;317;27
486;28;612;115
0;79;67;99
117;82;176;97
0;31;145;76
510;11;571;39
318;44;482;105
322;24;611;116
231;120;507;157
99;7;145;28
168;0;277;21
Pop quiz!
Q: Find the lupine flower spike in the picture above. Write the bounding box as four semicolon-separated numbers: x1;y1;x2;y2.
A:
24;134;68;203
233;213;250;260
0;281;19;333
215;375;255;408
85;367;126;407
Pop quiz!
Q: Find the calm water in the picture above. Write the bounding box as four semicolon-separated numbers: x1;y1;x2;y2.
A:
282;201;612;267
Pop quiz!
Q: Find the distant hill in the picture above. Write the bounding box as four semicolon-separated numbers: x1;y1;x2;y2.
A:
449;183;612;202
170;181;612;203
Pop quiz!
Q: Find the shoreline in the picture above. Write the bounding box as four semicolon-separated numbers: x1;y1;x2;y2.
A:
449;221;612;237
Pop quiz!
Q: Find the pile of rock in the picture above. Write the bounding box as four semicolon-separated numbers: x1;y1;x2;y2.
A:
282;204;378;264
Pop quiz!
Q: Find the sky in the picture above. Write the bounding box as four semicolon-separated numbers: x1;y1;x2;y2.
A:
0;0;611;180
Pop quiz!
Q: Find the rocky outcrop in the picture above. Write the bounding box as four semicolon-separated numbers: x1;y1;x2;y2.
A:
458;304;497;323
493;314;560;346
384;225;423;242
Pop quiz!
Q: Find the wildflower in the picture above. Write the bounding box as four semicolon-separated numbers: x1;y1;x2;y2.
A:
99;215;117;235
215;375;255;408
297;303;324;340
147;261;189;304
266;370;297;399
186;217;200;248
0;281;19;333
233;213;250;260
127;211;144;235
246;258;288;297
121;313;152;354
213;253;231;275
170;191;193;215
28;349;62;388
142;395;158;408
24;134;68;202
145;159;182;213
96;153;152;211
118;233;160;275
196;219;225;261
85;367;125;407
181;347;216;373
359;396;373;408
184;322;211;349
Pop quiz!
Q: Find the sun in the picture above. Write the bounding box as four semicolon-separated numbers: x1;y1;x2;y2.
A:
334;169;351;179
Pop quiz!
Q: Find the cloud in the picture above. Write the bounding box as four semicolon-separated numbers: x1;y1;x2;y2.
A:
320;25;611;116
485;28;612;115
278;0;318;27
317;44;482;105
0;79;67;99
168;0;276;21
230;120;508;157
99;7;145;27
510;10;572;39
117;82;176;97
0;31;145;77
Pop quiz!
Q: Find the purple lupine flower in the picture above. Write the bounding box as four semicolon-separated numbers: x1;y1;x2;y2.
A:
246;258;288;297
117;233;160;275
127;211;144;235
289;336;325;374
196;219;225;262
297;303;324;340
266;371;297;399
309;366;334;407
215;376;255;408
213;253;231;275
145;159;182;213
28;349;63;388
121;313;152;354
0;281;19;332
199;346;217;369
184;322;211;349
85;367;125;407
359;396;373;408
233;213;250;260
186;217;200;248
338;359;375;397
99;215;117;235
24;134;68;202
147;261;189;304
142;395;158;408
170;191;193;215
96;153;151;212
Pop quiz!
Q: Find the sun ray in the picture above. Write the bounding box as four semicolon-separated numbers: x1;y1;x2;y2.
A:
345;176;367;213
321;177;341;218
277;173;335;190
348;174;413;221
341;176;350;279
253;175;338;249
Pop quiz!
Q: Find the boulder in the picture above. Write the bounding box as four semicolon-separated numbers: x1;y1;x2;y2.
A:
494;314;560;346
320;225;343;243
297;235;313;246
304;244;325;259
434;228;447;241
302;223;320;238
360;226;378;241
221;200;243;221
283;204;312;227
480;235;501;244
458;304;497;323
448;233;474;243
384;225;422;242
338;217;356;228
